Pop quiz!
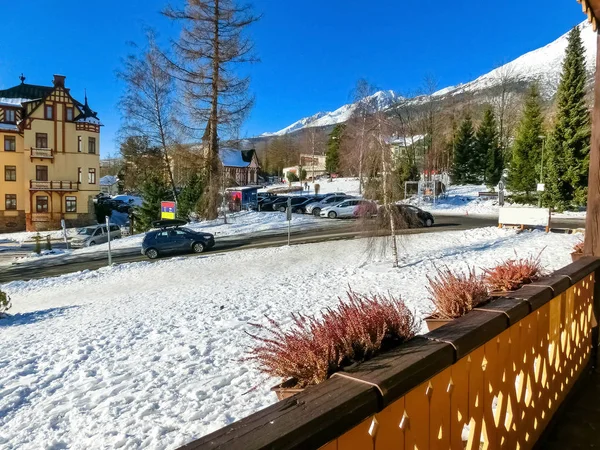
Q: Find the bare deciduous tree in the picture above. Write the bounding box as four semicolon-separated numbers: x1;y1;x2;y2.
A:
490;63;519;158
163;0;259;218
118;31;179;202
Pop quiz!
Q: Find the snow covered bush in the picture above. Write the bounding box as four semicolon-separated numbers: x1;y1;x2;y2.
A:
0;290;11;318
247;290;418;388
483;254;543;292
427;266;489;320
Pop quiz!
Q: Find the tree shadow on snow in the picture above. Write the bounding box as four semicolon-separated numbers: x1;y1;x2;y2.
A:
0;305;79;328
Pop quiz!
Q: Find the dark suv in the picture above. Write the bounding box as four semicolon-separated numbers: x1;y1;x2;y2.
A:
142;221;215;259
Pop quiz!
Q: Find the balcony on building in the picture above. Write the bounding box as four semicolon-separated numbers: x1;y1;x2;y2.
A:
29;180;78;191
30;147;54;160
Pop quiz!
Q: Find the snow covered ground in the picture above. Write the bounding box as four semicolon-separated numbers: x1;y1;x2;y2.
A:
0;227;580;449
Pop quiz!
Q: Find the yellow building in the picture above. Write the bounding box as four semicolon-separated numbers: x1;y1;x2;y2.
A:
0;75;101;232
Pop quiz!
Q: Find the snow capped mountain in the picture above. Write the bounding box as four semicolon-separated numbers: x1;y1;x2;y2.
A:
262;90;402;137
433;20;597;99
261;21;596;137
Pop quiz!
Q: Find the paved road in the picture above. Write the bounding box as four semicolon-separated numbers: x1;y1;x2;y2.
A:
0;215;583;284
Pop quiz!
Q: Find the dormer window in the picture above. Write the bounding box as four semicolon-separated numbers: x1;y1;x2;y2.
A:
66;107;73;121
5;109;15;123
45;105;54;120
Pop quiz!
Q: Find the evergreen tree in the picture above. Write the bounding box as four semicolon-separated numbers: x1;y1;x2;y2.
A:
475;106;502;188
545;26;590;210
326;124;345;174
507;84;544;197
452;115;476;183
136;175;173;232
178;172;205;219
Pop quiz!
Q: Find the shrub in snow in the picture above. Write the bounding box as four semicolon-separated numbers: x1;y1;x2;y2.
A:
0;290;11;318
247;290;418;388
572;241;584;254
483;254;543;292
427;266;489;320
45;235;52;251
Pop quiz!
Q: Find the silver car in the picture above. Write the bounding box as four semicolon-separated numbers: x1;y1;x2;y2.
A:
304;195;352;216
71;224;122;247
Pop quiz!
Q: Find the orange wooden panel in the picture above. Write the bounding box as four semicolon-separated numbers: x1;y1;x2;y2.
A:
337;417;373;450
403;380;430;450
465;347;485;450
450;353;470;449
320;440;338;450
374;398;405;450
482;334;501;450
428;369;452;450
492;329;512;449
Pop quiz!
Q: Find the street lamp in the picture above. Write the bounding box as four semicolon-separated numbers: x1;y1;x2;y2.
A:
538;135;546;208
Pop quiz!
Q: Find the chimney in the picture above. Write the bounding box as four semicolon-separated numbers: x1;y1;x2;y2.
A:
52;74;66;88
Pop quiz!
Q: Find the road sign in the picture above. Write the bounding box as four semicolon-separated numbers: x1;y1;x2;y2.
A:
161;201;176;219
537;183;545;192
287;197;292;246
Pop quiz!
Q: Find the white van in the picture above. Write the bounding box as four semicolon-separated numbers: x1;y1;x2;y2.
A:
71;224;122;247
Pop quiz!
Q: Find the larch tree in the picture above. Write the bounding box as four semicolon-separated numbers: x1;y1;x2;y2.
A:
163;0;259;219
118;31;179;203
475;106;502;188
451;115;476;184
545;25;591;210
507;83;544;197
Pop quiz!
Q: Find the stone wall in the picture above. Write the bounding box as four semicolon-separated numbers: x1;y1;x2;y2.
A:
0;211;26;233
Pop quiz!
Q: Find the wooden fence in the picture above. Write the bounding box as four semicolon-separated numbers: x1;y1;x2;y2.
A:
181;257;600;450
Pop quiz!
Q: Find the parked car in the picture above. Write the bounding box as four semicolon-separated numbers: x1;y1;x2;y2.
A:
305;195;352;216
320;199;377;219
259;196;288;211
270;196;311;212
291;197;323;214
71;224;122;247
141;220;215;259
378;204;434;228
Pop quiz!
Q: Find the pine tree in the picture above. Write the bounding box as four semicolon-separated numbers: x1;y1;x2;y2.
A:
545;26;591;210
475;106;502;188
178;172;205;219
326;124;345;174
136;175;173;232
507;84;544;197
452;115;476;184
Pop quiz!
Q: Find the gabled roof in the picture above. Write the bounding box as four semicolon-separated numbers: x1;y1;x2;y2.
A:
219;148;257;168
0;83;54;104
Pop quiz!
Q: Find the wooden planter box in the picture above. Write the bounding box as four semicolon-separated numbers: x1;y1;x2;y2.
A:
424;316;454;332
572;252;584;262
271;378;304;401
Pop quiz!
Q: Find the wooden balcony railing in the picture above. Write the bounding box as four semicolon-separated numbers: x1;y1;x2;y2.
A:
179;257;600;450
29;180;78;191
30;147;53;159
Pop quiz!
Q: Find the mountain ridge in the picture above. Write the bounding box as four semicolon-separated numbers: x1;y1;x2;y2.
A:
261;21;596;137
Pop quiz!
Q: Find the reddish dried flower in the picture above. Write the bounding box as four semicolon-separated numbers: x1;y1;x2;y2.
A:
427;266;489;320
246;290;418;388
483;254;544;292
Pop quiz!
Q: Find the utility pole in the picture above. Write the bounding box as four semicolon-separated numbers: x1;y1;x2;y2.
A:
538;135;546;208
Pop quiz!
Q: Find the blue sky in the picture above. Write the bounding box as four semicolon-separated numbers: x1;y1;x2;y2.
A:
0;1;586;157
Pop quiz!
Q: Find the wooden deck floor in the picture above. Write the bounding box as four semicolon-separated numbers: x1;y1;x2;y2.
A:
542;365;600;448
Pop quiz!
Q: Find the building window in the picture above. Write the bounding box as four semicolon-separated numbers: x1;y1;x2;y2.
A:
36;165;48;181
78;136;82;152
5;194;16;210
45;104;54;120
66;107;74;121
4;165;16;181
36;133;48;149
5;109;15;123
65;196;77;212
78;167;82;183
36;196;48;213
88;137;96;154
4;136;16;152
88;168;96;184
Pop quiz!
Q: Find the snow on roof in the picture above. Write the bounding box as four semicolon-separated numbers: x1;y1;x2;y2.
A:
219;148;253;168
0;123;19;131
76;116;102;125
0;97;31;108
100;175;118;186
389;134;425;146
